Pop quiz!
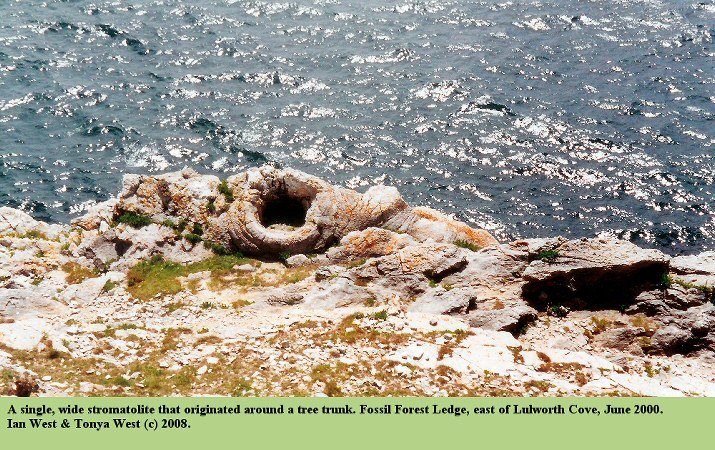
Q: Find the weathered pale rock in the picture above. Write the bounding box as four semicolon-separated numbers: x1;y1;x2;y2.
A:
671;251;715;288
0;207;63;240
671;251;715;275
225;167;410;255
119;168;222;220
0;318;53;350
302;277;375;308
466;304;537;333
607;372;684;397
461;329;521;348
343;242;468;299
285;254;311;267
442;246;528;288
76;230;123;269
60;275;113;304
266;289;304;306
314;265;343;281
629;287;707;316
87;166;497;257
362;243;468;280
0;288;66;319
521;237;669;307
78;223;213;270
650;326;692;355
326;227;414;262
71;200;117;231
382;206;499;249
593;327;645;351
408;287;476;315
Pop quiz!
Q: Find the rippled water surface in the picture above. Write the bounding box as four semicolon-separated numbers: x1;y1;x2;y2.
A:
1;0;713;253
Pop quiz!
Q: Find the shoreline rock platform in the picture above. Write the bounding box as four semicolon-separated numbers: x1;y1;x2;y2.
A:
1;167;714;397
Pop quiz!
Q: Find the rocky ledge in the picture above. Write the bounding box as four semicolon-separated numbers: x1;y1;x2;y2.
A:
1;167;714;397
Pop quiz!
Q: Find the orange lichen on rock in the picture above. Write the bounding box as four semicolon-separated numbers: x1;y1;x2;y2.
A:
411;207;499;249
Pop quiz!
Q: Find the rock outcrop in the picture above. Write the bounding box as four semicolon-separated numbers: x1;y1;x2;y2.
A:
1;166;715;397
520;237;669;308
75;166;497;258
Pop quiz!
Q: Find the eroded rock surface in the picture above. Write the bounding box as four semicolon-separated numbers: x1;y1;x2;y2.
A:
1;167;715;397
77;166;497;257
521;237;669;308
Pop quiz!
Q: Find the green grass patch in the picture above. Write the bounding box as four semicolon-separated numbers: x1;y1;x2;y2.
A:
537;249;560;262
672;278;714;302
165;302;187;314
547;303;569;318
127;256;186;301
661;273;673;288
218;180;234;203
127;254;272;300
184;233;202;244
203;240;232;256
112;375;131;387
231;378;252;396
345;258;367;269
177;219;188;232
160;219;178;229
62;262;99;285
115;211;152;228
454;240;481;252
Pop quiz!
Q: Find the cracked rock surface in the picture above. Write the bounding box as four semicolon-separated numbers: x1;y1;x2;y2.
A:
1;167;714;397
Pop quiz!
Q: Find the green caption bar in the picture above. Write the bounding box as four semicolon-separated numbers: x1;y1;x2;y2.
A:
0;397;709;449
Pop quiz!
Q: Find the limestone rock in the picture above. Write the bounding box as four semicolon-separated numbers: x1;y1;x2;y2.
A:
466;304;537;333
78;166;498;258
521;238;669;307
671;251;715;275
266;289;304;306
0;288;66;320
592;327;645;351
670;251;715;287
442;246;528;288
285;254;311;267
314;265;343;281
302;278;372;309
0;207;63;240
0;318;53;351
77;223;212;270
346;242;468;297
382;206;499;248
326;227;415;262
408;287;477;315
225;166;410;255
649;326;692;355
71;199;117;231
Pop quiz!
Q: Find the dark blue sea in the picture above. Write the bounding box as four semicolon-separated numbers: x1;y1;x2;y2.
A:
1;0;713;254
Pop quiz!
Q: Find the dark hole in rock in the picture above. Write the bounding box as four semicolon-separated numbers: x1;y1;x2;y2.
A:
115;240;132;257
261;193;308;228
522;264;668;312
